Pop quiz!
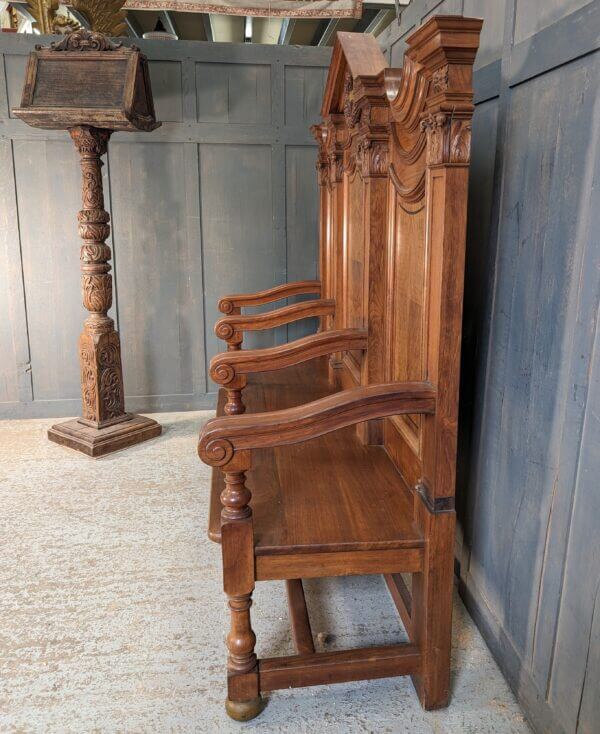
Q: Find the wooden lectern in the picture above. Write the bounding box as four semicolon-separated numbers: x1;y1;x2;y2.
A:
13;30;162;456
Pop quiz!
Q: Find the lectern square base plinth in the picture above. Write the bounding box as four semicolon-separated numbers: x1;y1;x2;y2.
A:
48;414;162;457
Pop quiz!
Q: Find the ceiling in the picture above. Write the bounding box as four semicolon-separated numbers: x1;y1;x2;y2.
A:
1;0;407;44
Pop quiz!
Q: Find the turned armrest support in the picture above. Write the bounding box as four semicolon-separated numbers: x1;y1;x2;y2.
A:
218;280;322;314
210;328;367;385
215;299;335;345
198;382;436;467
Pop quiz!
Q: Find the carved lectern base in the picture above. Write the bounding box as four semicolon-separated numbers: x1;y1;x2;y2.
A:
48;414;161;458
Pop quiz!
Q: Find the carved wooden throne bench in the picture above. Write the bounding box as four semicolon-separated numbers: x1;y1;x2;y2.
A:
198;16;482;721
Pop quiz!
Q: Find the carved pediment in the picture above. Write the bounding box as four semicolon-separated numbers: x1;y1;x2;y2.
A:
320;32;386;119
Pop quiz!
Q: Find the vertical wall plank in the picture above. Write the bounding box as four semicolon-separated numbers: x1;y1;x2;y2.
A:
109;141;205;408
285;145;320;342
284;65;327;126
199;143;280;370
378;4;600;734
0;139;30;405
196;62;271;124
148;60;183;123
13;140;86;403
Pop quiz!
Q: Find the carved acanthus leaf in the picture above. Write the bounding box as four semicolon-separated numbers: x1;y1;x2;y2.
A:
420;112;472;165
432;66;449;94
343;71;362;130
357;138;389;178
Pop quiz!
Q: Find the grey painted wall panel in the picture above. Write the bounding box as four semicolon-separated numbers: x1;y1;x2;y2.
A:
284;66;328;126
200;142;281;366
12;140;89;402
514;0;595;44
4;54;27;116
463;0;506;68
0;141;21;404
109;141;202;399
196;62;271;124
0;36;330;416
148;61;183;123
285;145;320;342
380;4;600;734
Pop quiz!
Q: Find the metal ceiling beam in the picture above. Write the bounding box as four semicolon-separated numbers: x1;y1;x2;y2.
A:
278;18;295;44
244;15;252;43
352;8;379;33
316;18;341;46
124;14;143;38
364;8;392;35
201;13;214;42
159;10;178;38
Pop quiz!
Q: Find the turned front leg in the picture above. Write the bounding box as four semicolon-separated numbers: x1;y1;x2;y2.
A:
221;462;262;721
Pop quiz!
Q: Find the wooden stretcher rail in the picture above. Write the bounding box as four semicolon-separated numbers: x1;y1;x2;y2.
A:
259;644;421;691
285;580;315;655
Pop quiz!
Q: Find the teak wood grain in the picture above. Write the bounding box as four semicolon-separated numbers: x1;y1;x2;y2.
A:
214;298;335;349
207;362;425;558
218;279;322;314
197;16;481;721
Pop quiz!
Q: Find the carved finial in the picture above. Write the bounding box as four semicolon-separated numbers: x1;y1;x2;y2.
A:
48;29;122;52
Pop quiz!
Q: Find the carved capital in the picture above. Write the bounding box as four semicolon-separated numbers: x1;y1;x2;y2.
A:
70;126;111;157
328;152;344;184
357;138;389;178
317;159;329;187
420;112;472;165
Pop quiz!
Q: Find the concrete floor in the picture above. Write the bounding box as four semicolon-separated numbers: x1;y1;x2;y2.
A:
0;411;531;734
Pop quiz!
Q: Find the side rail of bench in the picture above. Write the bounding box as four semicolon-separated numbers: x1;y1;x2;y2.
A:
218;280;322;315
214;298;335;352
211;328;368;415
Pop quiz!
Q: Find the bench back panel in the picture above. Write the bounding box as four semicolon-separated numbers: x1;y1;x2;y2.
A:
317;19;481;503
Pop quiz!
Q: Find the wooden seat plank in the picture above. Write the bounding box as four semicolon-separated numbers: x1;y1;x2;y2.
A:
209;359;423;556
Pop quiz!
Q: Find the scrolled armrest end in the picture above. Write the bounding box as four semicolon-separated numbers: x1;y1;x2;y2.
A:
198;434;234;467
218;298;236;315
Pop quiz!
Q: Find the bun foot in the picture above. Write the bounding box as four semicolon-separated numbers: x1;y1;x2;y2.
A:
225;696;264;722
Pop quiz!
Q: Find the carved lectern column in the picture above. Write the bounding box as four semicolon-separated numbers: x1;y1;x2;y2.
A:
46;126;161;456
73;126;122;425
13;30;162;457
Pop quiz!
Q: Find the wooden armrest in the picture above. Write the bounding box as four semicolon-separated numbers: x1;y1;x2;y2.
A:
215;299;335;345
218;280;321;314
198;382;436;467
210;328;367;385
